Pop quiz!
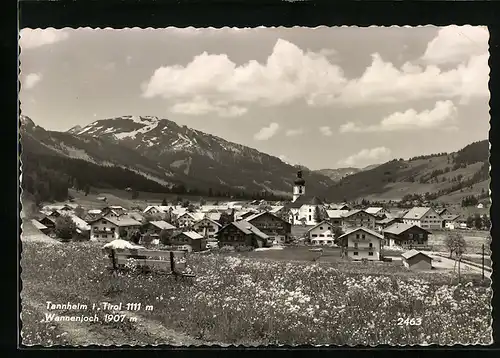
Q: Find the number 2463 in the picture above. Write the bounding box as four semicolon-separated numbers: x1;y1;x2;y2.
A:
397;317;422;326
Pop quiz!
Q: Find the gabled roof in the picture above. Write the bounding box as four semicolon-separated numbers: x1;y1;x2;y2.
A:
403;207;435;220
343;209;376;218
326;209;349;219
69;215;91;231
178;231;204;240
194;217;222;227
149;220;176;230
441;214;460;221
376;217;398;225
401;249;432;260
89;215;141;227
231;220;269;239
245;211;287;223
338;227;384;240
365;207;385;215
307;220;334;233
383;223;431;236
31;219;47;230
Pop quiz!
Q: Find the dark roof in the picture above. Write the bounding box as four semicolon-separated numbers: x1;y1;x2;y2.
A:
384;223;431;236
287;196;324;209
293;170;305;185
401;249;432;260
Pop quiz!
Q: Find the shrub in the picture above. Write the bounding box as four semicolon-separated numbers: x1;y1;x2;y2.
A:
54;216;76;242
235;245;254;252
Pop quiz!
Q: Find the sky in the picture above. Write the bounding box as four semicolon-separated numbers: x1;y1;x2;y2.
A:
19;26;490;170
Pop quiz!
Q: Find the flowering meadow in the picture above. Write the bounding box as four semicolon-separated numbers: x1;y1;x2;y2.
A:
21;241;492;346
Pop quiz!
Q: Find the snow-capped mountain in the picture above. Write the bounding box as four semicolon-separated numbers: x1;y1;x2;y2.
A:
22;115;335;197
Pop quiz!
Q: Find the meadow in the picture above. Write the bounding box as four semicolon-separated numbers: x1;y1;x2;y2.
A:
21;241;492;346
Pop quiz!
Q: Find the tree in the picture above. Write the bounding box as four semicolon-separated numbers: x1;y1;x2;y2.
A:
159;229;174;245
119;228;128;239
474;213;483;230
161;198;168;206
482;215;491;230
54;216;77;242
199;197;206;206
187;204;196;213
332;226;345;247
182;200;190;208
444;232;467;259
313;206;325;223
219;212;232;227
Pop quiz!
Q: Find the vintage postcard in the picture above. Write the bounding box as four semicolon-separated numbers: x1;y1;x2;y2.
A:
19;26;492;346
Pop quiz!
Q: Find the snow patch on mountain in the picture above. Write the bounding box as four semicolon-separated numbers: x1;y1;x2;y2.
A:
59;143;98;163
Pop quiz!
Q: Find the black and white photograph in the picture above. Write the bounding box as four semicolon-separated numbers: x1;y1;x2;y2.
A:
19;25;492;346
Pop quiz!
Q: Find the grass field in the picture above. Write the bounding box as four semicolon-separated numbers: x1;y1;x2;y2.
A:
428;232;491;255
21;241;492;346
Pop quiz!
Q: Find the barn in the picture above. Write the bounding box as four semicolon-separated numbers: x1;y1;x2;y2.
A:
401;249;433;270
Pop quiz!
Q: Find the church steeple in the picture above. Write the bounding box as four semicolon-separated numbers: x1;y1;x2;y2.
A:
292;170;306;202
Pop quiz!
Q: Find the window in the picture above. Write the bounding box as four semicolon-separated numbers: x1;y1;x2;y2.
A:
353;252;358;256
354;243;358;248
312;234;318;237
362;234;365;239
356;234;360;239
93;227;98;232
409;233;413;239
328;227;331;230
320;227;323;230
309;209;312;213
368;252;374;256
419;233;424;239
319;234;324;237
369;243;373;248
102;234;106;238
309;215;311;221
111;227;115;232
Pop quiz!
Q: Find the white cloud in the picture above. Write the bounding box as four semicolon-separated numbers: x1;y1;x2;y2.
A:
23;73;42;90
340;100;458;133
142;38;347;106
254;122;279;141
142;31;489;110
285;128;304;137
19;28;69;49
319;126;333;136
170;97;248;117
338;147;392;167
422;25;489;65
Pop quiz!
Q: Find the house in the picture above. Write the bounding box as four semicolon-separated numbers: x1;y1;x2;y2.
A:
144;220;176;235
216;220;271;248
193;217;222;239
383;223;431;249
200;204;229;213
307;220;337;246
401;250;433;270
329;203;351;211
177;212;204;227
244;211;292;244
441;214;461;230
31;219;50;235
375;217;401;232
38;216;57;230
338;227;383;261
69;215;91;235
287;196;326;226
89;216;141;241
326;209;348;226
171;231;206;252
477;203;484;209
402;207;443;230
342;210;377;230
234;210;256;221
436;207;452;216
364;207;389;219
127;211;146;223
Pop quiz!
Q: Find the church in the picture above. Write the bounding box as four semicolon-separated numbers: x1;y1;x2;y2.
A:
287;170;326;226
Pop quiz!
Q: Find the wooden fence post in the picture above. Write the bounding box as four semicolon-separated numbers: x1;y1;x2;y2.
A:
170;251;177;280
111;249;117;271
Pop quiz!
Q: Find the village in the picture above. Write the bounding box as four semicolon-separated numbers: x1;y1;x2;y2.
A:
27;170;491;275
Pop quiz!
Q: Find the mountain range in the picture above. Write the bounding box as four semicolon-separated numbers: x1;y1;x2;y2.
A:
20;115;489;205
20;115;334;200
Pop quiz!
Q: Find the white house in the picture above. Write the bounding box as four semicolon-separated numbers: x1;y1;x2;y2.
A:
402;207;443;230
193;217;222;239
339;227;383;261
477;203;484;209
89;216;142;241
307;220;336;246
326;209;348;226
442;214;461;230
